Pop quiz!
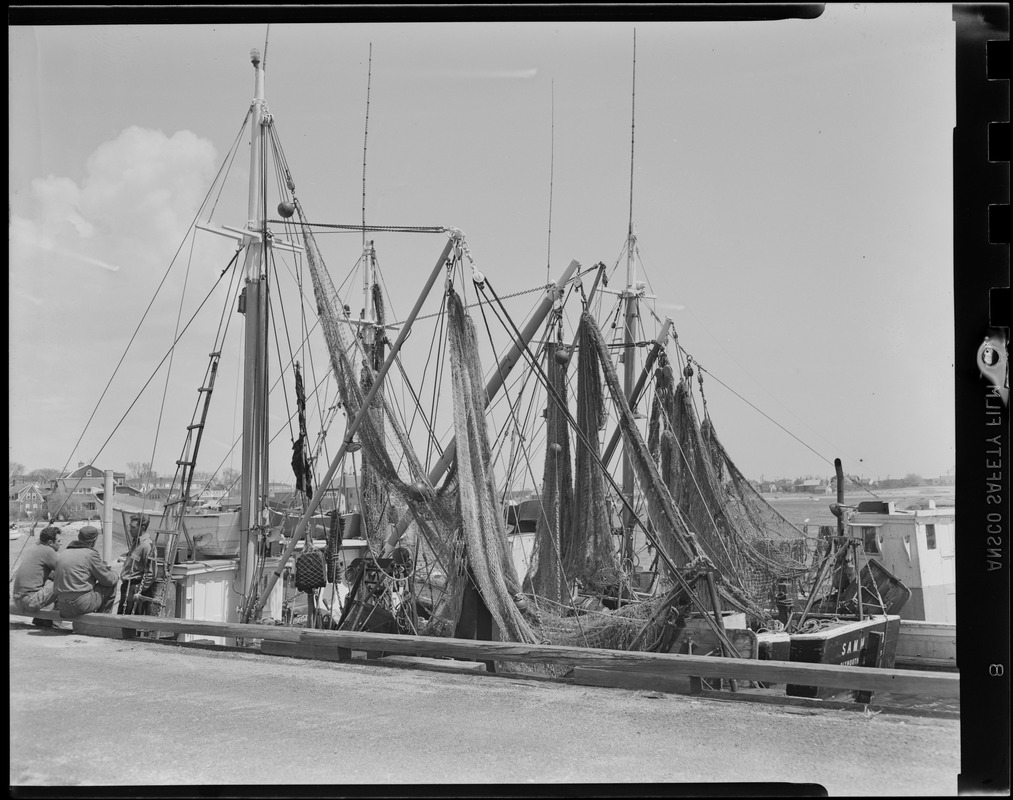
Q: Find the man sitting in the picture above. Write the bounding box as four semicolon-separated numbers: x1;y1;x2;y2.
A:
54;526;119;618
10;526;61;628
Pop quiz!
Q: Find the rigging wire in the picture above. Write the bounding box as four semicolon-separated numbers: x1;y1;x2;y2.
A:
156;196;206;505
269;220;445;234
77;255;241;495
362;42;373;252
268;255;295;443
681;355;880;498
57;114;251;492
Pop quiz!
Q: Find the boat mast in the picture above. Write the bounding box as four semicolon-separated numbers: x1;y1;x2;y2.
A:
620;31;639;565
238;47;270;604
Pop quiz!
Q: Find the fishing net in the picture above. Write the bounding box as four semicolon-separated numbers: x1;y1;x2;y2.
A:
494;592;678;677
650;353;814;610
297;205;465;635
446;289;538;644
565;316;623;592
359;284;395;552
298;211;541;642
522;341;574;604
582;312;769;620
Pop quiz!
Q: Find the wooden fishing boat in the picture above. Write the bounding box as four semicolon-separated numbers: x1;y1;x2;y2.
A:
46;37;924;707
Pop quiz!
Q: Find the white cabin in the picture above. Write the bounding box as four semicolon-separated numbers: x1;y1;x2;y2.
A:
848;500;955;623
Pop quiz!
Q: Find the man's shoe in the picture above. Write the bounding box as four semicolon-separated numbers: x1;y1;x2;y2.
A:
30;618;54;629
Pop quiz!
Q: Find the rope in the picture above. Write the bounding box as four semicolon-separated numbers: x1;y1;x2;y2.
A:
269;220;446;234
389;283;552;328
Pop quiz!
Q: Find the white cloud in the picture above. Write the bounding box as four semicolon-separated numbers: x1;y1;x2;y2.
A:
11;127;218;279
9;126;222;469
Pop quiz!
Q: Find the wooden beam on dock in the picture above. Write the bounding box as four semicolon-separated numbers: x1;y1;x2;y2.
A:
298;628;959;699
10;610;960;700
9;609;303;643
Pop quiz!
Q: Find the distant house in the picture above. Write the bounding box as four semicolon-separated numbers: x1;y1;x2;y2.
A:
796;478;828;495
144;487;170;502
55;463;125;497
9;480;45;518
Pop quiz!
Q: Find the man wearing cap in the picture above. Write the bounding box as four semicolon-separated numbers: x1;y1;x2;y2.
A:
10;526;61;627
54;526;119;618
117;514;156;614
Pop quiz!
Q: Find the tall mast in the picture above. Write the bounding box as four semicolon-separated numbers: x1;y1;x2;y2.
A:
238;47;270;606
620;30;638;565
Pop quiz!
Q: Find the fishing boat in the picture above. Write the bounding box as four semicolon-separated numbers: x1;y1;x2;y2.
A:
57;39;918;702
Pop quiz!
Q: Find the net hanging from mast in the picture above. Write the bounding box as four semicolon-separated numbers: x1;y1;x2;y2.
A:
296;207;538;641
446;288;538;644
581;311;769;619
566;315;623;592
523;338;574;605
648;352;814;610
359;277;394;552
295;201;464;634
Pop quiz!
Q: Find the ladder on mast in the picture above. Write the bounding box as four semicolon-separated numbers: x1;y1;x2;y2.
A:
132;352;223;623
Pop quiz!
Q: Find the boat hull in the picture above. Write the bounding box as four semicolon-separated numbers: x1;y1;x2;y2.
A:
111;505;242;558
786;614;902;699
894;620;956;670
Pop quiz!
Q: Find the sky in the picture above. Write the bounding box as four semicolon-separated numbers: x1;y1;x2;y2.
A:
9;6;957;488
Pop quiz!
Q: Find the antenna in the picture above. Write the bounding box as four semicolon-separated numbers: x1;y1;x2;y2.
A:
362;42;373;251
627;29;637;242
546;79;555;286
262;24;270;71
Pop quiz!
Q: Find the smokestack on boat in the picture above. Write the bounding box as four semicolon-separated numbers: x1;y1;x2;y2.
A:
833;457;845;536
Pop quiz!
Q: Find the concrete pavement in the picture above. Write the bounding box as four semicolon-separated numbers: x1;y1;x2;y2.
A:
9;619;960;793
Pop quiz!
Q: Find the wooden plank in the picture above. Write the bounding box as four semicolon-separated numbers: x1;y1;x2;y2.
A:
367;655;489;673
261;639;351;662
13;608;959;700
671;624;758;660
894;657;959;670
301;629;960;698
72;618;135;639
573;667;693;695
895;621;956;666
58;614;305;643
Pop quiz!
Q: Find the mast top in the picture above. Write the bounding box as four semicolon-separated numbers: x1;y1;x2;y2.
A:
250;48;261;67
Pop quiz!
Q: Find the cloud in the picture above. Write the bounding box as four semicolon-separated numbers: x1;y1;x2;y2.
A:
11;127;218;280
9;126;222;467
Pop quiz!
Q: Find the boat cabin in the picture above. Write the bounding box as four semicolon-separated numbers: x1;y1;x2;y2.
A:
844;500;955;623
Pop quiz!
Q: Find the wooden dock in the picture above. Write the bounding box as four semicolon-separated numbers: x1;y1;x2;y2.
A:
11;607;959;716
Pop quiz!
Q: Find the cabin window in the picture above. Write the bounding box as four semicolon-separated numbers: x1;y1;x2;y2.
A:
940;523;954;558
861;526;881;555
83;502;96;511
925;524;937;550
